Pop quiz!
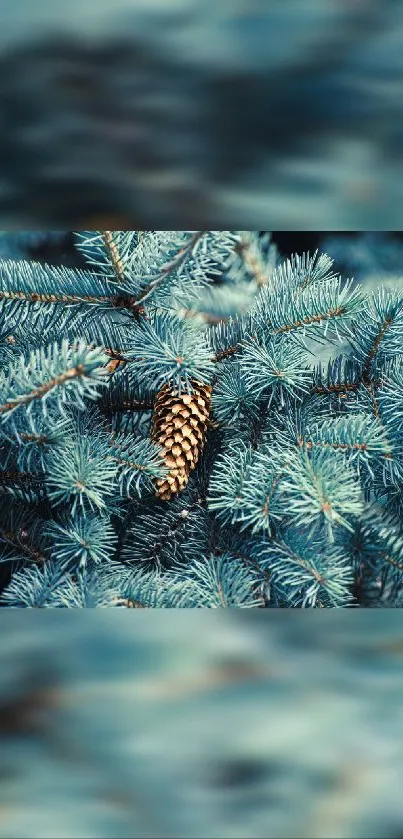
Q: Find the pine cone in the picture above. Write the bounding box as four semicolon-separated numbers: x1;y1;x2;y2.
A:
152;380;212;501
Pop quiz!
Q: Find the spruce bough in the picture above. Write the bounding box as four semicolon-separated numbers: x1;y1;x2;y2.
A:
0;230;401;608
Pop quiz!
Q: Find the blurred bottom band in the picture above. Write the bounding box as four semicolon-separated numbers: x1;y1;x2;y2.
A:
0;611;402;839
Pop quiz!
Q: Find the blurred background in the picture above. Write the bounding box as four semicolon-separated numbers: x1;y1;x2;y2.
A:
0;0;403;227
1;611;403;838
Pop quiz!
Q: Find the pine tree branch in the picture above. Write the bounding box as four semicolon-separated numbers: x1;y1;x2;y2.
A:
313;380;368;395
104;349;128;374
100;397;153;414
109;454;154;473
0;366;84;414
0;524;46;563
212;345;239;363
18;433;48;444
0;289;112;305
0;469;46;504
0;287;150;318
112;597;146;608
214;545;269;601
0;342;108;426
237;239;268;287
273;305;345;334
384;553;403;574
133;231;204;304
362;316;393;420
102;231;126;283
0;470;43;485
362;317;393;383
298;436;393;461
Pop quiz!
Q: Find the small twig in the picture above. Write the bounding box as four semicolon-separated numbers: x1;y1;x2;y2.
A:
0;365;87;415
102;231;126;284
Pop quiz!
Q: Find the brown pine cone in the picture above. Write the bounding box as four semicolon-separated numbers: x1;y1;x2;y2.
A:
152;380;212;501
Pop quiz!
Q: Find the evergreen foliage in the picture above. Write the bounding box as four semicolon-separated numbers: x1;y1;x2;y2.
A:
0;230;402;608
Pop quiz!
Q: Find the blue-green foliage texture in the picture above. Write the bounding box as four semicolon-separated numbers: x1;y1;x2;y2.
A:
0;230;401;608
